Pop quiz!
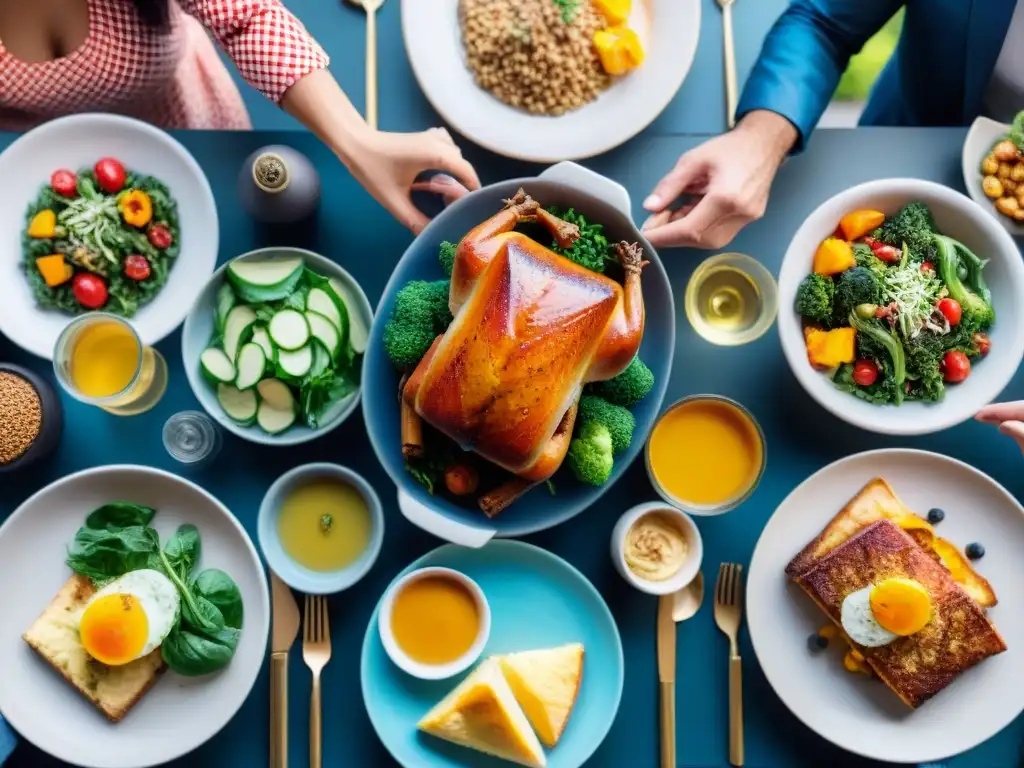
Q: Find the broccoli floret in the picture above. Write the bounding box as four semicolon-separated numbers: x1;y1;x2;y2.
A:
795;273;834;325
852;242;887;278
587;357;654;406
833;267;881;324
549;207;610;274
382;280;453;370
934;234;995;329
577;395;635;455
904;333;945;402
1010;111;1024;153
872;202;937;261
566;421;614;486
438;240;457;278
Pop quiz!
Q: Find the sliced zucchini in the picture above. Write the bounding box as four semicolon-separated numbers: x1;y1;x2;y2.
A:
257;378;294;411
328;277;368;354
309;340;332;378
234;342;267;390
256;390;297;435
226;254;304;303
277;344;313;378
214;283;237;334
216;383;258;426
307;288;343;331
251;326;275;360
268;309;310;351
223;305;257;362
306;311;340;360
200;347;236;386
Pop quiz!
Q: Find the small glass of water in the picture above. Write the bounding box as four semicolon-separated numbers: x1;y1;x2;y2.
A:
163;411;222;467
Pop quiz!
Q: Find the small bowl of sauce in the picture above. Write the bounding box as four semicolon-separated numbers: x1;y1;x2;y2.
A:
379;567;491;680
258;463;384;594
645;395;766;515
611;502;703;595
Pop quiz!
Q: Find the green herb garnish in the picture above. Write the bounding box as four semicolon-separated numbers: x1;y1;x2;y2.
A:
552;0;581;24
320;514;334;535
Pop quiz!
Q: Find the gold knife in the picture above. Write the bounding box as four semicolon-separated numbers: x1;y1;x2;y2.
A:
657;594;676;768
270;572;300;768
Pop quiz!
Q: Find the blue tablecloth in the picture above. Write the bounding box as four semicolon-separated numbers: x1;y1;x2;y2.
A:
2;127;1023;768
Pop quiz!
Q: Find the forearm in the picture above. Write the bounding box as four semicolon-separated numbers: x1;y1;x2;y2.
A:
734;110;799;165
280;69;373;168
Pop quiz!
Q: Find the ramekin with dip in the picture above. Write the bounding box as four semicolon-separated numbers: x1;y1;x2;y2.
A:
611;502;703;595
646;395;766;516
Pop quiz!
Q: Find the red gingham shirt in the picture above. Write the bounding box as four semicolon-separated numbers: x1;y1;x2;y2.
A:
0;0;329;131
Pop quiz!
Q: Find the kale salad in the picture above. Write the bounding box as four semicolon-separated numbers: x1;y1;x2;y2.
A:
22;158;180;318
795;202;994;406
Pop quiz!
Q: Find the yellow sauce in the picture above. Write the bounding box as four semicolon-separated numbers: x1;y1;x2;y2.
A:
391;576;480;665
70;320;139;398
648;398;763;508
277;480;372;572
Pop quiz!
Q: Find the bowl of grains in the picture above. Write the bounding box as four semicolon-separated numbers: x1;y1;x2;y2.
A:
0;364;62;473
403;0;700;161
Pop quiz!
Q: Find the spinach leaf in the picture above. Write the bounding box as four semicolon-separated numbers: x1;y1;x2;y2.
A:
163;524;201;581
193;569;244;629
85;502;156;531
161;624;239;677
66;525;160;582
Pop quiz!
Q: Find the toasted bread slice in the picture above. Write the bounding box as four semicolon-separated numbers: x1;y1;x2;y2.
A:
23;574;165;722
795;521;1006;708
498;643;584;748
418;659;546;767
786;477;996;606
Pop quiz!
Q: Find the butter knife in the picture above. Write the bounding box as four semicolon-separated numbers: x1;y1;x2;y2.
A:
657;594;676;768
270;572;300;768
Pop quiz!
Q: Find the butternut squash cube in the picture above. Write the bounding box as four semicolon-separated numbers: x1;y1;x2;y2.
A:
592;0;631;25
593;26;645;76
812;238;855;276
36;254;73;287
839;209;885;241
27;209;56;239
805;327;856;368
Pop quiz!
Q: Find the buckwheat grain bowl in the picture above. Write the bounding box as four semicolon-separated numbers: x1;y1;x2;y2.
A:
0;364;62;472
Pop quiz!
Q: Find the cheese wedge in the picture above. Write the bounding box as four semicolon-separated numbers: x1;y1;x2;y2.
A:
498;643;584;748
418;659;546;767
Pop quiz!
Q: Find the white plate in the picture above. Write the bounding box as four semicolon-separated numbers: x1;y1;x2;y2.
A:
0;113;218;359
747;449;1024;764
778;178;1024;436
402;0;699;161
0;466;269;768
961;116;1024;237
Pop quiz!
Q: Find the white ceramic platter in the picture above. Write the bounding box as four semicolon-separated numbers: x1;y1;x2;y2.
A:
0;113;218;359
0;466;269;768
747;449;1024;764
961;116;1024;236
402;0;700;161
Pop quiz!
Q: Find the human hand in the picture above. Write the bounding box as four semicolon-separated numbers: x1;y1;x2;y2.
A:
976;401;1024;454
344;127;480;233
641;110;798;250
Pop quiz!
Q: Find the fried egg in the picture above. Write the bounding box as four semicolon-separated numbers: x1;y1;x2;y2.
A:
840;578;932;647
78;569;180;666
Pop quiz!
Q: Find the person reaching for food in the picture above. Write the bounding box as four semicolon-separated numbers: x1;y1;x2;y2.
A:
977;401;1024;453
642;0;1024;250
0;0;479;232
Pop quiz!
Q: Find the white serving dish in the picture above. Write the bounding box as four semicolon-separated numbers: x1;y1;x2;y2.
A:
961;116;1024;236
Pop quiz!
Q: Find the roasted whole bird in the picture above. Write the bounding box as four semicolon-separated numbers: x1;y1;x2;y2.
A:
403;190;647;516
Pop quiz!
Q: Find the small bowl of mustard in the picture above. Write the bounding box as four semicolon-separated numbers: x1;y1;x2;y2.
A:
611;502;703;595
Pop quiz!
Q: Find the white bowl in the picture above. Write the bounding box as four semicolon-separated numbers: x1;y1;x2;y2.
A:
778;178;1024;436
181;247;373;446
0;113;218;360
378;567;491;680
961;116;1024;236
610;502;703;596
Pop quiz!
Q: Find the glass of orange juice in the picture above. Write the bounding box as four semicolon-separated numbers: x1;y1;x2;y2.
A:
53;314;168;416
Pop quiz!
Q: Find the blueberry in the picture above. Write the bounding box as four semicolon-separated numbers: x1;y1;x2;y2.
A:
966;542;985;560
808;633;828;651
927;508;946;524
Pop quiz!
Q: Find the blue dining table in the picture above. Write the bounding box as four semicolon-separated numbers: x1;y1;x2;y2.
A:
4;3;1024;768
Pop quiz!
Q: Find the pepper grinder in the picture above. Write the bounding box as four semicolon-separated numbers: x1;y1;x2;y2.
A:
238;145;321;224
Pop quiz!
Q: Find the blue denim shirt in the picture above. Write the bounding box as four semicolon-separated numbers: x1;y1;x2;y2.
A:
0;715;14;765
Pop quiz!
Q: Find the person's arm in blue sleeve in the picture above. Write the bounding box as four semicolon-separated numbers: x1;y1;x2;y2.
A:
738;0;906;149
642;0;904;251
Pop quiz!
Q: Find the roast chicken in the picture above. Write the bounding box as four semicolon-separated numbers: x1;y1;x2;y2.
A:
402;190;647;515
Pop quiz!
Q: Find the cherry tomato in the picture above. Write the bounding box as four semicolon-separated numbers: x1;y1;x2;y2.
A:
873;244;901;263
94;157;126;194
147;223;173;250
72;273;108;309
942;350;971;383
123;254;151;281
972;332;991;356
937;298;962;326
920;261;934;274
852;359;879;387
50;169;78;198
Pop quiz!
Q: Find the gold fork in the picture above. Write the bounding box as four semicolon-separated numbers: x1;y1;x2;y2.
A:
714;563;744;766
715;0;739;127
303;595;332;768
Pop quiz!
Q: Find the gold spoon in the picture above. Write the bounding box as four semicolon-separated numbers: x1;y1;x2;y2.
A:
658;572;705;768
343;0;386;128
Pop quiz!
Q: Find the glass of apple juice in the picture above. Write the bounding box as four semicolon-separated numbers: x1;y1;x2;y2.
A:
53;313;168;416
